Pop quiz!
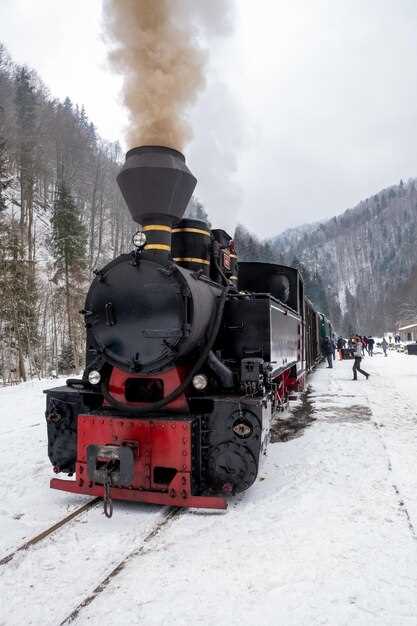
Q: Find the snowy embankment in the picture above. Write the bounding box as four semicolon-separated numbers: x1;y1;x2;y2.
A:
1;352;417;625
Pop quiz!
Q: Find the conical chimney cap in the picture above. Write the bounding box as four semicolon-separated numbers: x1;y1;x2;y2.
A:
116;145;197;225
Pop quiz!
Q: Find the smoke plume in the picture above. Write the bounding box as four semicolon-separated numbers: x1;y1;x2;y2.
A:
103;0;234;151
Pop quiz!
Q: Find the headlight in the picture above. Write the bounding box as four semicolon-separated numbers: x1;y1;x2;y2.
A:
192;374;208;391
132;230;147;249
88;370;101;385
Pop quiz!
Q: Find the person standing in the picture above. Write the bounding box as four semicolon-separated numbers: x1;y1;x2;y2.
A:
367;336;375;356
352;336;369;380
337;336;346;360
331;335;337;361
348;336;355;358
362;336;369;355
382;338;388;356
322;337;333;368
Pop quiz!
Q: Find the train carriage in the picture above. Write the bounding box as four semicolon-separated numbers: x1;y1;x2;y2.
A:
304;297;321;372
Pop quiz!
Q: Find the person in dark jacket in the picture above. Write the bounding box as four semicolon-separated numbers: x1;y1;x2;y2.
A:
322;337;333;368
352;336;369;380
367;336;375;356
336;336;346;360
337;337;346;350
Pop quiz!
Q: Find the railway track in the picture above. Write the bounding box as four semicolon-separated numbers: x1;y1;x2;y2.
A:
0;499;181;626
0;497;102;567
60;506;181;625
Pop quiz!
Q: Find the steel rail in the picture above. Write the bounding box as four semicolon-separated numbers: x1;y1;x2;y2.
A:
0;497;101;566
60;506;181;625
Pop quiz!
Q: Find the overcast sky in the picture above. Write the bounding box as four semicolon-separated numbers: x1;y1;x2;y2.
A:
1;0;417;237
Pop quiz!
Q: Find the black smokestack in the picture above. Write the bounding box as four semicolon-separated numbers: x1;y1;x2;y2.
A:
117;145;197;261
117;145;197;224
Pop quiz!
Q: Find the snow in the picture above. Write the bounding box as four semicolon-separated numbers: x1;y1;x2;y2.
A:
0;376;85;553
1;353;417;625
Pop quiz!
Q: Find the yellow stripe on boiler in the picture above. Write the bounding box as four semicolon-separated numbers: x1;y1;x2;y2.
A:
142;225;172;233
144;243;171;252
173;256;210;265
172;227;211;237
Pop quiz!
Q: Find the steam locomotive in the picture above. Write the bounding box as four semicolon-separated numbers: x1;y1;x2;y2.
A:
45;146;331;513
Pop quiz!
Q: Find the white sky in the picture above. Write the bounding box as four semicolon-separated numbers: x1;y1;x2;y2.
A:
1;0;417;237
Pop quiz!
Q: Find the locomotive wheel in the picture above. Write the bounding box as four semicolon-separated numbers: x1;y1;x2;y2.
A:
208;442;257;494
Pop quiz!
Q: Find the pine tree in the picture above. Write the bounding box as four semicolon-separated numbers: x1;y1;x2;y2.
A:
14;66;38;259
49;184;87;370
58;341;75;374
399;179;405;196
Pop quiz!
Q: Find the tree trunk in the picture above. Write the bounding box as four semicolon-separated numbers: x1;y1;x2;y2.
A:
89;160;101;272
18;347;26;382
27;181;34;263
19;173;26;248
64;257;72;351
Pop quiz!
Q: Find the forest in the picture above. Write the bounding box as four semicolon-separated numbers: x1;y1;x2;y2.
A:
0;44;135;382
0;43;328;384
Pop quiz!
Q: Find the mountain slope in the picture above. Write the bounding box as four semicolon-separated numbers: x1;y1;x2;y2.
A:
272;180;417;333
271;221;321;251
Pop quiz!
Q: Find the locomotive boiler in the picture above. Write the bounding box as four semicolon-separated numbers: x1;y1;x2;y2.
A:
44;145;320;514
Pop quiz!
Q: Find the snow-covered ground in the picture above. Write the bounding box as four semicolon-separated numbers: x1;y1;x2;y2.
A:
1;351;417;625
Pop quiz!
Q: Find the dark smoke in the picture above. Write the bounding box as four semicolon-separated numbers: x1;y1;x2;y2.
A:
103;0;235;151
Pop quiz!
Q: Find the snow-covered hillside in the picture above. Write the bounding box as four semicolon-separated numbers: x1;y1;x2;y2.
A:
272;180;417;334
1;352;417;625
270;221;321;251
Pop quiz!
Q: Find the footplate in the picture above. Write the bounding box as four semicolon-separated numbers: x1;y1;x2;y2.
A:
50;478;227;510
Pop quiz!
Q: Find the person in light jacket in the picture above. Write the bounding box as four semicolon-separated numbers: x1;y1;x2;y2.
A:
352;336;369;381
